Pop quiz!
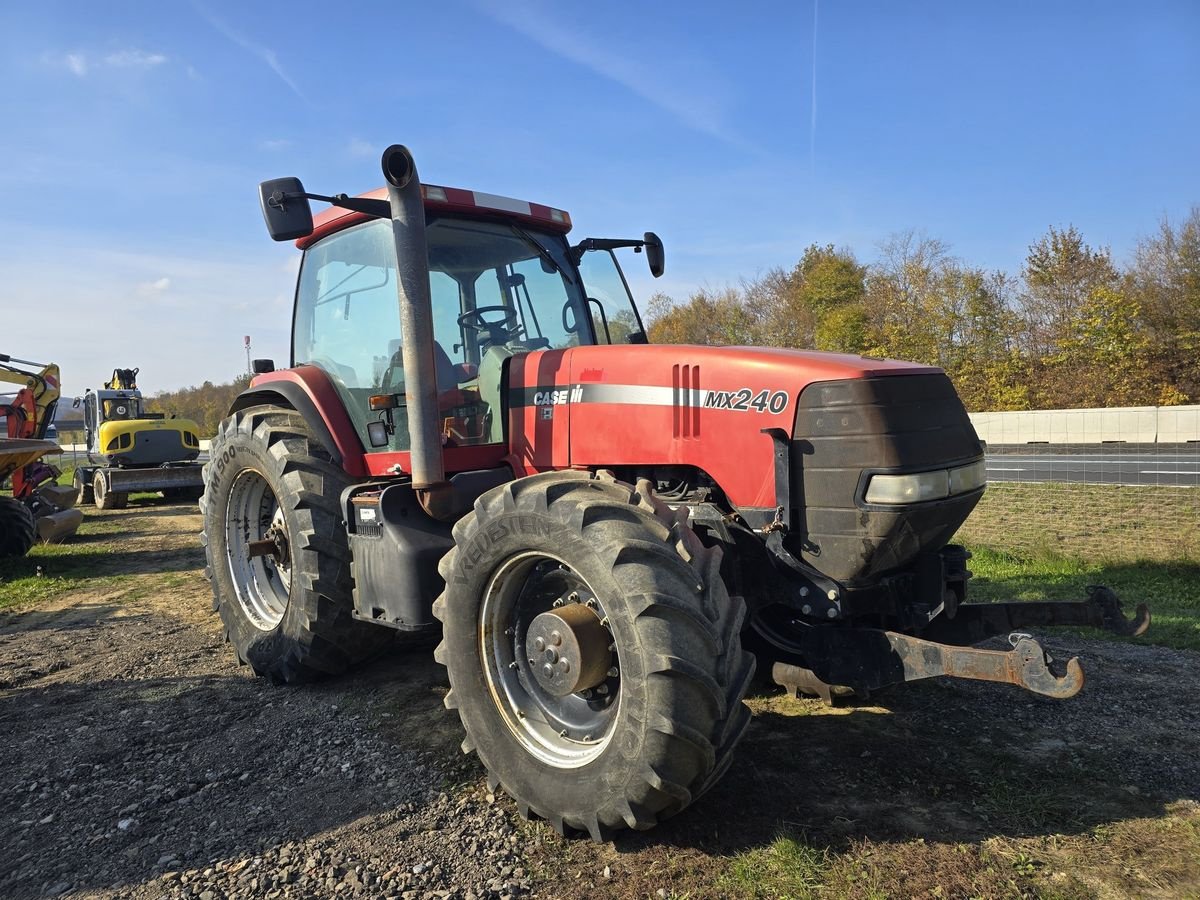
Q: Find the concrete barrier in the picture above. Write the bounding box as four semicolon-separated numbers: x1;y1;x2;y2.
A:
970;405;1200;444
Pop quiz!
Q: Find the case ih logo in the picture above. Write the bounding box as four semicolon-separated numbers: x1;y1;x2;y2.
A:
533;386;584;407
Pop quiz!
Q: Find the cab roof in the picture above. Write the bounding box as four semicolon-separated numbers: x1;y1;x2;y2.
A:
297;184;573;250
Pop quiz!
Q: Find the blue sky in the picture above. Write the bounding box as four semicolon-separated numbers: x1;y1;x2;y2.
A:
1;0;1197;395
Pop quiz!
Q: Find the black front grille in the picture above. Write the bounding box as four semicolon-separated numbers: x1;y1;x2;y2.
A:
791;373;984;585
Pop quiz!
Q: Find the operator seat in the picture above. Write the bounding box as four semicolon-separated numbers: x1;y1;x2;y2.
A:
380;339;463;394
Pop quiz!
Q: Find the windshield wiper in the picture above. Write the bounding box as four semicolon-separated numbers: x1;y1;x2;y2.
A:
508;224;573;284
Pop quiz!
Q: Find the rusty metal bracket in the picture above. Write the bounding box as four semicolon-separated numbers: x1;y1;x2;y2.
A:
922;584;1150;646
884;632;1084;698
772;622;1087;701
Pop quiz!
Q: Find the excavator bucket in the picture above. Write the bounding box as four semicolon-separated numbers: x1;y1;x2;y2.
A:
35;506;84;543
37;483;80;510
0;438;84;544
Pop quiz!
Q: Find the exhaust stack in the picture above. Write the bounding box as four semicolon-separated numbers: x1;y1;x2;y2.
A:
381;145;452;519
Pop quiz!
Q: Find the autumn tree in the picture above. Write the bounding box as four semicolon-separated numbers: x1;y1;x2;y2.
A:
1127;207;1200;401
1019;226;1119;356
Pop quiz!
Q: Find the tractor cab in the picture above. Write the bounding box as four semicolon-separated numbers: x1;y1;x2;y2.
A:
288;186;658;454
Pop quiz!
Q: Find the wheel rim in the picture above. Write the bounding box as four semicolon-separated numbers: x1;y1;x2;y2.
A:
224;468;292;631
480;552;621;769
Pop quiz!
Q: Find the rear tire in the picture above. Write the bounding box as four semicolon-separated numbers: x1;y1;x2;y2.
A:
73;470;94;506
93;472;127;510
434;470;754;840
200;404;390;683
0;497;37;558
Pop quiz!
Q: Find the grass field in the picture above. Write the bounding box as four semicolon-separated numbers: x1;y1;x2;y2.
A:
967;546;1200;652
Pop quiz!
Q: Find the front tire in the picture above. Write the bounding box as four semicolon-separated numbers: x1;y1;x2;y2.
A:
93;472;127;510
200;405;389;683
433;471;754;840
0;497;37;558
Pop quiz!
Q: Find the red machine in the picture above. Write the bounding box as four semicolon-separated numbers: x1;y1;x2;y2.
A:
1;354;83;555
202;145;1149;840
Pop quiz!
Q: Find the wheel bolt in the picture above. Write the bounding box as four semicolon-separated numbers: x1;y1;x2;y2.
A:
607;666;619;678
586;598;598;609
552;598;565;608
596;684;609;695
542;664;555;679
544;648;559;663
568;591;579;603
534;636;546;652
505;627;515;637
509;661;519;669
559;729;569;738
550;631;562;646
559;659;571;673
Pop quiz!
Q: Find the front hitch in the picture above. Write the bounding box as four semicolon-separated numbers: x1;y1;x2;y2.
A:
921;585;1150;645
764;585;1148;703
774;629;1084;701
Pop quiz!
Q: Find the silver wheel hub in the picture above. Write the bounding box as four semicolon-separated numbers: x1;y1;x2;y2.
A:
224;469;292;631
480;552;621;769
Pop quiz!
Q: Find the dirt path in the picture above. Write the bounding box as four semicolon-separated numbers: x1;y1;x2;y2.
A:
1;503;1198;899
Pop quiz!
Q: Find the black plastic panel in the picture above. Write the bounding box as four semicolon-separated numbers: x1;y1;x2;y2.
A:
791;373;983;585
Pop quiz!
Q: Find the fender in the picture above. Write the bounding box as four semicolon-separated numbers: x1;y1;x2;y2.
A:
229;366;367;477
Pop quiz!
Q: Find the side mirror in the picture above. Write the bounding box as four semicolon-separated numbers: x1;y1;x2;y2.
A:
259;177;313;241
252;359;276;375
643;232;665;278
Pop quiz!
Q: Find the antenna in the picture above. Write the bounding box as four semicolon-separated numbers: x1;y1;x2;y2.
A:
244;335;252;377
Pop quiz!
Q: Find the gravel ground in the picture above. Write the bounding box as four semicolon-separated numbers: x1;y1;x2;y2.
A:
0;506;531;900
2;502;1198;899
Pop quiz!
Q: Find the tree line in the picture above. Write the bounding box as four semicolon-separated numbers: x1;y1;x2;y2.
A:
646;208;1200;411
143;375;252;437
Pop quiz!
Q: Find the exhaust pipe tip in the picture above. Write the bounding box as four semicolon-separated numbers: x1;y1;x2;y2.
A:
382;144;416;189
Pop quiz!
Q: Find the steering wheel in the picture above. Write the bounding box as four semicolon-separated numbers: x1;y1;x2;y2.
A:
458;306;520;347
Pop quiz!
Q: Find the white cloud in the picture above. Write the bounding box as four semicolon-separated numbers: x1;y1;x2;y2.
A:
0;227;295;395
137;276;171;297
259;138;292;151
49;49;168;77
104;50;168;68
478;0;755;153
192;1;307;103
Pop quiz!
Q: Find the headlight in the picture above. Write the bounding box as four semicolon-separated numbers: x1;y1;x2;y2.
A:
948;458;987;494
865;459;986;505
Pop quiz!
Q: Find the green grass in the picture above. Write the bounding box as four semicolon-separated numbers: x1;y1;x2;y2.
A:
966;545;1200;652
720;834;831;900
0;520;129;610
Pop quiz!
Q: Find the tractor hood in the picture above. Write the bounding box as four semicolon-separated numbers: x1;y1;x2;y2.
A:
506;342;985;584
507;342;957;506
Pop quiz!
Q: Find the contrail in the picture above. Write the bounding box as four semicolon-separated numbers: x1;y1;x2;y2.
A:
810;0;819;170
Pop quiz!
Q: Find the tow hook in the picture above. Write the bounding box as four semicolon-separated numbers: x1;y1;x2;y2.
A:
773;628;1086;702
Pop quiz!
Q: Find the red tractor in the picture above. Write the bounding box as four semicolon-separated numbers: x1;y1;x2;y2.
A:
203;145;1149;840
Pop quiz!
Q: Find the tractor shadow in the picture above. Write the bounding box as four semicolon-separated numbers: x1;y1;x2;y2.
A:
618;646;1200;859
352;632;1200;856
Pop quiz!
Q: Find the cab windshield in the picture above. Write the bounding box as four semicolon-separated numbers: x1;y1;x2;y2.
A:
293;216;594;450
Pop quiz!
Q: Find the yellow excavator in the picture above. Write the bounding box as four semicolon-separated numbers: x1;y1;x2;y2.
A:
0;353;84;557
74;367;205;509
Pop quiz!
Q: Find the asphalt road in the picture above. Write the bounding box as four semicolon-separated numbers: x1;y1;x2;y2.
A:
55;445;1198;488
986;448;1200;486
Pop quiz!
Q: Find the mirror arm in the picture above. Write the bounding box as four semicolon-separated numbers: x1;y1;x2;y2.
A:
269;190;391;220
569;237;646;265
